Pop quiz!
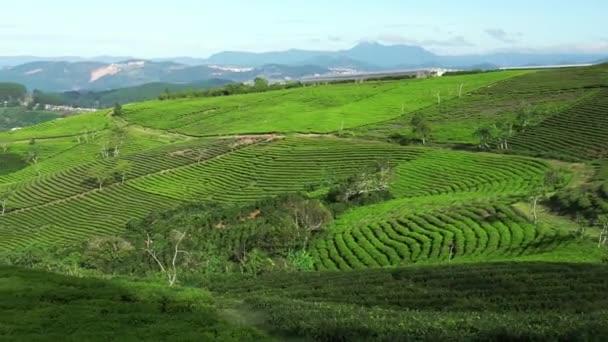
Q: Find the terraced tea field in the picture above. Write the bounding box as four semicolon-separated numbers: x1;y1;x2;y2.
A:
206;262;608;341
120;71;525;136
0;64;605;268
510;88;608;160
0;135;555;251
2;64;608;341
357;65;608;144
312;203;573;270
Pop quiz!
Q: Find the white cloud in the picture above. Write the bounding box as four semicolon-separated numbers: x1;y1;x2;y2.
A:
484;28;522;44
373;34;474;47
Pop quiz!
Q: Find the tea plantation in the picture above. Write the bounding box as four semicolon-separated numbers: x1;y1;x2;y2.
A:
1;64;608;340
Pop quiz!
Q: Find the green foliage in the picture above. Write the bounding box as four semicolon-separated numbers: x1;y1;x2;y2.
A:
33;80;232;108
0;265;268;341
0;106;62;132
108;194;333;279
0;82;27;102
205;262;608;341
549;183;608;219
112;103;123;116
160;78;301;101
287;249;315;271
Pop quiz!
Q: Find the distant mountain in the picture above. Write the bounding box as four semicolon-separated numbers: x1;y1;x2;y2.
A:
36;79;231;108
0;56;134;68
202;42;605;69
1;42;605;91
203;42;435;68
594;57;608;64
0;60;330;92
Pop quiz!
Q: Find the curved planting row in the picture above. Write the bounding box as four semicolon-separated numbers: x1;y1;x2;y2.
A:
129;138;426;203
510;89;608;160
475;64;608;95
0;138;242;211
0;185;181;251
311;204;571;271
392;151;547;198
130;137;550;204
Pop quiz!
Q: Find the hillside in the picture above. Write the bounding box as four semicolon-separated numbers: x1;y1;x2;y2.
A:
0;60;328;92
0;107;62;132
205;262;608;341
1;64;608;340
33;79;232;108
0;266;268;341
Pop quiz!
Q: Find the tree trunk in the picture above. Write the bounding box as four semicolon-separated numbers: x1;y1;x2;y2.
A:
532;197;538;224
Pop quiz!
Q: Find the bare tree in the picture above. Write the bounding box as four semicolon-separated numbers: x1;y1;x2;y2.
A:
284;196;333;244
342;161;394;200
0;140;9;153
143;230;189;287
195;148;207;164
458;83;465;98
597;215;608;248
0;186;14;215
495;120;513;150
575;213;587;237
529;190;544;225
26;146;41;176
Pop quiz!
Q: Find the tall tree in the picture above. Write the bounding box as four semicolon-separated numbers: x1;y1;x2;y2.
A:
88;164;113;190
411;113;432;145
112;103;123;117
472;125;496;150
253;77;269;91
114;160;133;184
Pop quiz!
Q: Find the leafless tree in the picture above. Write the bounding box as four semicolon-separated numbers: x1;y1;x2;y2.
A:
143;230;189;287
597;215;608;248
0;187;14;215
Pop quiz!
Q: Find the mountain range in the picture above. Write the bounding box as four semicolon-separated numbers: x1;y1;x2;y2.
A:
0;42;605;92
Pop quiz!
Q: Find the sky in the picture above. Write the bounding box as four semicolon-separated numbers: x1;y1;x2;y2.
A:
1;0;607;58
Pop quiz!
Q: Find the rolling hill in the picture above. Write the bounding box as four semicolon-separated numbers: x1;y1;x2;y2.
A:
1;63;608;340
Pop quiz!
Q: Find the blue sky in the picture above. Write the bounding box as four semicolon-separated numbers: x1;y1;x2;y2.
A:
1;0;607;57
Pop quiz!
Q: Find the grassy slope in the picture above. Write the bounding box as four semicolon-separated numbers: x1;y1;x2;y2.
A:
356;65;608;144
0;266;269;341
121;71;526;136
0;67;604;256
